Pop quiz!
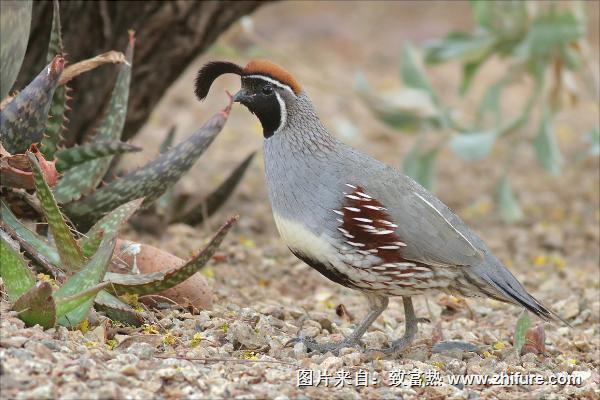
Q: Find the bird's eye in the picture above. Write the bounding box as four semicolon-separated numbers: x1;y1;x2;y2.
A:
262;85;274;95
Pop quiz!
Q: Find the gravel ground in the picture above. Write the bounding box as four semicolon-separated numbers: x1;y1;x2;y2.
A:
2;2;599;399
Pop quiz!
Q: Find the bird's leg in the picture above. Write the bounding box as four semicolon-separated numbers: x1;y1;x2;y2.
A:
368;296;426;355
289;293;389;354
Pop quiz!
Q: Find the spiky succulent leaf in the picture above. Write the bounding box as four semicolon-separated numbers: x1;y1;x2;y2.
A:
55;141;141;172
55;282;109;320
53;33;135;204
80;198;143;255
172;152;255;225
94;290;144;326
155;126;177;217
0;231;36;302
65;103;232;230
0;0;32;100
159;125;177;153
41;86;67;160
105;216;237;295
0;56;65;153
28;151;85;271
1;200;60;266
40;0;66;159
80;229;104;259
13;282;56;329
54;237;116;327
45;0;64;64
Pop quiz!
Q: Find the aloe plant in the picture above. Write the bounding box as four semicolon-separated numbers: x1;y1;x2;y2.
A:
0;152;237;328
0;1;249;329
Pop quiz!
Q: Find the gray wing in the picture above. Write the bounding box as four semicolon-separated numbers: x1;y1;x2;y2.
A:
357;160;485;268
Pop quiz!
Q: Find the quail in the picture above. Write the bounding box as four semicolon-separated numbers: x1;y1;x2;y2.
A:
195;59;566;355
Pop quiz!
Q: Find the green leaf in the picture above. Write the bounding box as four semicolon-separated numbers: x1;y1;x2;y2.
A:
513;311;531;355
13;282;56;329
55;282;109;320
28;151;85;272
94;291;144;326
496;175;523;223
80;198;143;255
40;0;66;160
402;139;439;190
0;232;36;302
105;216;237;296
54;33;135;204
171;152;255;225
55;141;141;172
476;79;505;126
471;0;492;30
1;200;60;266
0;56;65;153
354;73;439;132
54;237;116;327
424;32;496;65
449;130;497;161
65;104;232;230
0;0;31;100
400;43;435;99
534;108;563;176
515;11;585;62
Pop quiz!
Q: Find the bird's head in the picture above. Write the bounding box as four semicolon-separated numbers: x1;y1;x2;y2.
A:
195;60;302;138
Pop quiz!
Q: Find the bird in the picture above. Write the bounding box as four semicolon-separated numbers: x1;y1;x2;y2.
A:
194;59;567;355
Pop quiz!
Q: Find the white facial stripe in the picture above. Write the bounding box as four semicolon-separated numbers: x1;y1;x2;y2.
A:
244;75;296;96
274;92;286;133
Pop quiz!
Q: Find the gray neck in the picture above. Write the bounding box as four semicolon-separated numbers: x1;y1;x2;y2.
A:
263;93;342;230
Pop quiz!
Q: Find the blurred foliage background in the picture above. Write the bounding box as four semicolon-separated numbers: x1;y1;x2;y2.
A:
355;1;598;222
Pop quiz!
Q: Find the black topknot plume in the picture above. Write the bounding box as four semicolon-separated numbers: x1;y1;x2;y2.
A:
194;61;244;101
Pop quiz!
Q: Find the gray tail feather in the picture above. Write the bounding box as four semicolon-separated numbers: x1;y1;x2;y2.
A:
472;256;571;327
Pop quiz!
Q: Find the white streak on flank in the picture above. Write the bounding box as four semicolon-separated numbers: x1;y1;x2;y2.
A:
356;191;372;199
397;262;417;267
365;205;384;211
379;220;397;227
243;75;295;96
336;218;343;223
413;192;480;255
344;233;355;239
353;217;373;223
347;241;366;247
374;230;394;235
345;183;357;189
394;241;407;247
337;227;350;235
345;194;361;200
274;91;287;133
333;210;344;216
344;207;360;212
358;224;376;231
378;245;400;250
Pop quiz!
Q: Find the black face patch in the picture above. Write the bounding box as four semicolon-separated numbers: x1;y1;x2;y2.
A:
238;77;282;138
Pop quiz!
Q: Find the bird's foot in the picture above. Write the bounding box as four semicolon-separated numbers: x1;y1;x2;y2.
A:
367;317;429;356
286;336;361;355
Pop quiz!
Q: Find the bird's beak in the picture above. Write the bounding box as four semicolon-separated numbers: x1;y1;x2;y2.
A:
232;89;249;104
